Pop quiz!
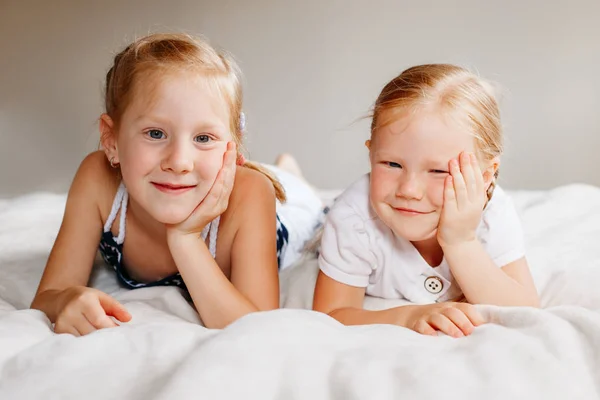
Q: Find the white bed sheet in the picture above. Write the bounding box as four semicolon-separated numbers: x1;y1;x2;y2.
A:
1;185;599;399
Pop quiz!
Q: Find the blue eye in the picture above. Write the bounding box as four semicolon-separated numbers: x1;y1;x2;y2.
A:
387;162;402;168
195;134;211;143
147;129;165;139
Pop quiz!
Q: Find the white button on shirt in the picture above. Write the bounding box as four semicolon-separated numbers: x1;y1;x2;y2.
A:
318;174;526;304
424;276;443;294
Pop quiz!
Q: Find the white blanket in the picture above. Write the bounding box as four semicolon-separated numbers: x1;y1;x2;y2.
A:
1;185;599;399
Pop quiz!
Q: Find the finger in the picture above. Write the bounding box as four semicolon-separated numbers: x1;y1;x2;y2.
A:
84;302;118;329
457;303;486;326
443;175;456;209
460;152;477;200
429;314;464;338
209;148;235;205
214;142;236;188
220;141;236;173
442;307;475;336
56;323;81;337
222;142;237;192
471;154;486;203
76;312;100;335
449;158;468;208
414;319;437;336
98;293;132;323
225;141;237;166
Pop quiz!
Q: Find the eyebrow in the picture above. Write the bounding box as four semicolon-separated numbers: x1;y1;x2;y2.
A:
374;151;450;166
134;114;227;132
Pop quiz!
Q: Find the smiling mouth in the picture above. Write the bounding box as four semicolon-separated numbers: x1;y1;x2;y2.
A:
393;207;433;215
152;182;197;194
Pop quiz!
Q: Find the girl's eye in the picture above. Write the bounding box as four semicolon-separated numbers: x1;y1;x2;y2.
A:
147;129;165;139
431;169;449;174
387;162;402;168
195;134;211;143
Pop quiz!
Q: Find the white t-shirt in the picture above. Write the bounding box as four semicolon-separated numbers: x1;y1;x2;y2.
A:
318;174;525;304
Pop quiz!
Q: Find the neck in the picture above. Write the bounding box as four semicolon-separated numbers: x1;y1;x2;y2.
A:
411;236;444;267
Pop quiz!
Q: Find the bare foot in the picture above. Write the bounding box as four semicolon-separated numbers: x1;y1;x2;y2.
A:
275;153;319;192
275;153;305;180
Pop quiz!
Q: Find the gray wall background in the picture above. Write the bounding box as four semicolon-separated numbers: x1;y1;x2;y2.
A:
1;0;599;196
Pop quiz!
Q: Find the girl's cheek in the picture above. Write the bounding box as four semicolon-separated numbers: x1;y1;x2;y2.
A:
196;149;225;180
370;170;391;200
429;181;445;207
120;139;152;165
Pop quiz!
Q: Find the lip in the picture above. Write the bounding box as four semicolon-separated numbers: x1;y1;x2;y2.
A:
152;182;196;194
393;207;433;216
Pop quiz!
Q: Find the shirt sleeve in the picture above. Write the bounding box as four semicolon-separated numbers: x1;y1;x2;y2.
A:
480;189;526;267
318;201;376;287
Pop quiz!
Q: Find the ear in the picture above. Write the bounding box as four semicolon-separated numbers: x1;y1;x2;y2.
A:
482;157;500;190
99;114;118;163
365;139;374;163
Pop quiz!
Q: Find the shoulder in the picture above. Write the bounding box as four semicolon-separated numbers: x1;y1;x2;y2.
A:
327;173;373;225
223;166;277;224
230;165;276;205
70;151;120;218
481;185;520;225
321;174;380;257
76;151;119;189
478;185;526;265
318;174;379;286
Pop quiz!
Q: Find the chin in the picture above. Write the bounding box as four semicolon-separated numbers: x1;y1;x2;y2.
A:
150;208;194;225
408;230;438;243
390;224;438;242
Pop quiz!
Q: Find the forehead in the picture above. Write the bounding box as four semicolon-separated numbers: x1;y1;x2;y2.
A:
373;108;476;160
126;70;231;124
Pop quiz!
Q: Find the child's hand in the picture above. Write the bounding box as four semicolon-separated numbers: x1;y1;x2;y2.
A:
437;152;487;248
168;142;237;237
54;286;131;336
405;302;485;338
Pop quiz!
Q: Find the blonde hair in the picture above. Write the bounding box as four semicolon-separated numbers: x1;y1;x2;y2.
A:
370;64;501;200
104;32;285;201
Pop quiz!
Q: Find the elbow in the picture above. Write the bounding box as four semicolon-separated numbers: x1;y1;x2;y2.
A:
312;302;333;315
256;303;278;312
30;298;42;311
522;287;541;308
529;294;541;309
254;296;279;312
324;307;345;320
511;293;540;308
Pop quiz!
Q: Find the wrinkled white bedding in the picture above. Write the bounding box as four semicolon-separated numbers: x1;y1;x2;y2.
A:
0;185;599;399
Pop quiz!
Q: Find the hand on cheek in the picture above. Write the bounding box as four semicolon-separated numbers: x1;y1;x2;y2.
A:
166;142;238;237
437;152;486;247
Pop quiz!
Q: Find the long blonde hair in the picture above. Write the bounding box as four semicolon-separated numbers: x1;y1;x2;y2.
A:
370;64;502;200
104;32;285;201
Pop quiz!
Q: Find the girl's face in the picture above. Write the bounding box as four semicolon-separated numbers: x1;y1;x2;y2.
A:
368;108;485;243
103;71;233;225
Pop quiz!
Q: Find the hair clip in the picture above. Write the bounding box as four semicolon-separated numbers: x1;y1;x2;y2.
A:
239;112;246;133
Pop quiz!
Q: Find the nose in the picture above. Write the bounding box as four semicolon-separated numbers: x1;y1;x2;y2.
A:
396;173;423;200
161;140;194;174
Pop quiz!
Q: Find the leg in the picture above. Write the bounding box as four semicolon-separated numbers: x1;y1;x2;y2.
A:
270;153;324;269
274;153;316;192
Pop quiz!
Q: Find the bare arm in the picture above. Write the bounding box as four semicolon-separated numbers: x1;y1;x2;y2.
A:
31;152;109;321
169;168;279;329
313;271;411;325
437;153;539;308
313;271;485;337
443;241;539;307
